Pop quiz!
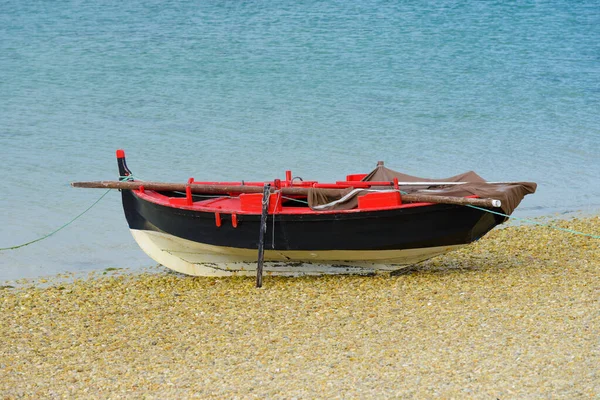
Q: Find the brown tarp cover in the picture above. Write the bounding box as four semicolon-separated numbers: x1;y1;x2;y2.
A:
307;165;536;219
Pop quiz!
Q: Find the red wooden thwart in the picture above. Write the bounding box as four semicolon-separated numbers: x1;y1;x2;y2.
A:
358;191;402;209
239;193;282;213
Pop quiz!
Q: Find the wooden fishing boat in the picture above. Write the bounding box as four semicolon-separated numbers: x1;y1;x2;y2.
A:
72;150;536;279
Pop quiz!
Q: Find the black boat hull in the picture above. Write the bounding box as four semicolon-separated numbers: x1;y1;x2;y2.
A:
122;190;502;276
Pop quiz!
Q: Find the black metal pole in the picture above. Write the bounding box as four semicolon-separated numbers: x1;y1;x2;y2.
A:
256;183;271;288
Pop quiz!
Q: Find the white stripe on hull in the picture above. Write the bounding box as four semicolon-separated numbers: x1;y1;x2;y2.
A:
130;229;465;277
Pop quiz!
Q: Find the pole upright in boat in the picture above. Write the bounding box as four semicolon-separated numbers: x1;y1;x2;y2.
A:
256;183;271;288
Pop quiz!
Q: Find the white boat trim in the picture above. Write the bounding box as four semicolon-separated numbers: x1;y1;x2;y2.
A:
130;229;465;277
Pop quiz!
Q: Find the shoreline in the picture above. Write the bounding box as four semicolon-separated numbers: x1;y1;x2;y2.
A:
2;211;599;285
1;216;598;397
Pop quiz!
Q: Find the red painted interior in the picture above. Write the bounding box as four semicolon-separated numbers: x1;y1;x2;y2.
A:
240;192;283;213
134;189;448;215
358;191;402;210
128;173;480;216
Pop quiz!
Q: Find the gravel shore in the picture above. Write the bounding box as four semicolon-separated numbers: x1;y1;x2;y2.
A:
1;217;599;399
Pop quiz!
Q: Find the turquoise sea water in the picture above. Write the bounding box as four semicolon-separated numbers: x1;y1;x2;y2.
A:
1;1;599;280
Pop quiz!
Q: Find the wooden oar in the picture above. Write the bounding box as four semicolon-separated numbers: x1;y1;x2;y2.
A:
402;193;501;208
71;180;502;208
72;180;267;194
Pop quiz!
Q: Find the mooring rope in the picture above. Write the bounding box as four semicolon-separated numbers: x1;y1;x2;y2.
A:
271;190;282;249
120;174;143;181
283;196;599;239
281;196;309;205
2;187;597;252
467;205;600;239
0;189;113;251
0;174;142;251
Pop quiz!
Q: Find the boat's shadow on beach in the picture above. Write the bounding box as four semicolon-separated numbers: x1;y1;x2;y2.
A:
157;254;521;283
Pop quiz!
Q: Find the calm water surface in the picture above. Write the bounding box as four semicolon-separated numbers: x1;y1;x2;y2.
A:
1;1;599;280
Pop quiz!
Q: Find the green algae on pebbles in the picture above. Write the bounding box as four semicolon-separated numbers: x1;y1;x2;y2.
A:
1;217;599;398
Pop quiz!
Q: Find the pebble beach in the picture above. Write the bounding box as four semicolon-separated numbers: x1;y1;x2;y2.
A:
1;216;598;398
